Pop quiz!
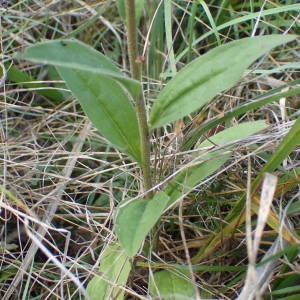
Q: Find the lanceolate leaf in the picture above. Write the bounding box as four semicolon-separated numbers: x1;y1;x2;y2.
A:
115;192;170;257
19;39;141;98
165;121;267;206
86;243;131;300
20;40;142;163
57;67;142;163
149;35;296;129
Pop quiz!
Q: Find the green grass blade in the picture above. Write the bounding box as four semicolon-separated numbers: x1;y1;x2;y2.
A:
186;1;198;63
274;295;300;300
198;0;221;46
270;286;300;296
137;261;247;272
164;0;177;76
257;115;300;176
116;0;146;23
175;4;300;62
147;1;165;79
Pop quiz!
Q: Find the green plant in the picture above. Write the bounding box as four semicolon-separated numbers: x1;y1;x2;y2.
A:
16;1;300;299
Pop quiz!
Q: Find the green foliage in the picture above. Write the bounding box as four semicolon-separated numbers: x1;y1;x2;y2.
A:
21;40;142;164
149;270;196;299
115;192;169;257
272;271;300;298
165;153;230;207
287;200;300;216
175;4;300;62
56;68;141;162
270;286;300;297
15;2;299;299
0;267;18;282
20;32;298;298
86;243;131;300
149;35;296;129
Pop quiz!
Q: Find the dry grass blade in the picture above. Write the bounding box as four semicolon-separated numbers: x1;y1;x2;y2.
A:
240;173;278;300
253;173;278;258
238;237;290;300
3;121;92;300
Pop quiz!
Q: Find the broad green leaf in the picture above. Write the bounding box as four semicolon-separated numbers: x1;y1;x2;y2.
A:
149;270;195;299
19;39;141;98
20;39;142;163
165;121;267;206
115;191;170;257
86;243;131;300
57;67;142;163
149;35;296;129
116;0;146;23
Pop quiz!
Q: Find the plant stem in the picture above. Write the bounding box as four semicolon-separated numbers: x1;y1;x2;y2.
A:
125;0;153;198
125;0;140;79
